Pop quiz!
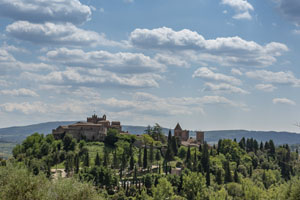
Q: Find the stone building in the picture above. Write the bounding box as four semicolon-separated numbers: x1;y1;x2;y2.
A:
174;123;189;141
196;131;204;144
52;114;122;141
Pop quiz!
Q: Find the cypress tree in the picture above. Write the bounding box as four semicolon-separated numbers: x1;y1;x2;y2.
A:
74;153;79;174
269;140;276;157
171;136;178;156
234;168;240;183
113;150;118;169
95;152;101;166
239;137;246;150
143;145;148;169
201;142;210;173
103;148;108;167
165;143;174;162
83;152;89;167
186;146;192;169
260;141;264;151
224;161;232;183
149;142;154;165
206;166;210;186
130;153;135;171
138;148;142;168
216;169;222;185
168;130;172;145
155;149;161;167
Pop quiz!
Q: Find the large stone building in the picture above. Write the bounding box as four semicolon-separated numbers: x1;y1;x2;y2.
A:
174;123;189;141
174;123;205;145
52;114;122;141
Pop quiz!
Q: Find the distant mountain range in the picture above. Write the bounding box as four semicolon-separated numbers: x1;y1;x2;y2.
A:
1;121;300;145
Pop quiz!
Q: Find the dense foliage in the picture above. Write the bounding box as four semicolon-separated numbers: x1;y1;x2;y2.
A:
3;127;300;200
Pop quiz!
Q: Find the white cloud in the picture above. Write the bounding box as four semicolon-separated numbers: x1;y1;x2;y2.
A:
273;98;296;106
255;84;277;92
44;48;166;74
6;21;118;47
129;27;288;67
21;67;162;88
231;68;243;75
154;53;189;68
246;70;300;87
1;43;29;54
0;48;56;71
204;82;249;94
193;67;242;85
221;0;254;20
0;88;39;97
0;102;47;114
0;0;91;25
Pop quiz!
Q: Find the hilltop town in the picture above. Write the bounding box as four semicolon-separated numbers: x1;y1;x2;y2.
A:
52;114;205;146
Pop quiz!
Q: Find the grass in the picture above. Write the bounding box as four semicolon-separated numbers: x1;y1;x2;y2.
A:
0;142;17;159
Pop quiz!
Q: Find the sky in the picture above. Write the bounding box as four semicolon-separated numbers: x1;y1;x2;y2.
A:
0;0;300;132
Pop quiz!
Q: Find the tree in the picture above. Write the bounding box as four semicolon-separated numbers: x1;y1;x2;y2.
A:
186;146;192;170
103;148;109;167
171;136;178;156
143;145;148;169
224;161;233;183
113;150;118;169
201;142;210;174
234;168;240;183
155;150;161;166
152;178;174;200
74;153;80;174
168;130;172;145
149;142;154;165
94;152;101;166
63;134;76;151
138;148;142;168
182;172;207;200
216;169;223;185
83;152;89;167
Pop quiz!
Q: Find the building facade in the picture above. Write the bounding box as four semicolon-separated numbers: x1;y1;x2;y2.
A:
52;114;122;141
174;123;189;141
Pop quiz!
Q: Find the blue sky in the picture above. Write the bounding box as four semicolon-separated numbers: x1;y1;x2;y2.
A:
0;0;300;132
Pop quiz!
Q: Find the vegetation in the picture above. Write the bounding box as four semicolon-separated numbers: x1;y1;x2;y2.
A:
3;127;300;199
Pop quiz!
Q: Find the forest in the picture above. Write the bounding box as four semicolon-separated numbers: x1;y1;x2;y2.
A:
1;126;300;200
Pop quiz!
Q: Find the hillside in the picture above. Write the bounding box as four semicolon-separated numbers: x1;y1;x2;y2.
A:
0;121;300;145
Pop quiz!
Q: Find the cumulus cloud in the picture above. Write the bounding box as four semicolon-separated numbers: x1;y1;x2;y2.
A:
0;88;39;97
255;84;277;92
203;82;249;94
44;48;166;74
21;67;162;88
154;53;189;68
0;48;56;71
221;0;254;20
193;67;242;85
6;21;118;47
0;102;47;114
0;0;91;25
246;70;300;87
231;68;243;75
273;98;296;106
129;27;288;67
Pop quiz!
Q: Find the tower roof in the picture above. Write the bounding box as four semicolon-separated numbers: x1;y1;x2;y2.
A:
175;123;182;130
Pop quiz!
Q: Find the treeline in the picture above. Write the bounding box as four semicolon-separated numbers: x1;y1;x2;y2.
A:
3;127;300;199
